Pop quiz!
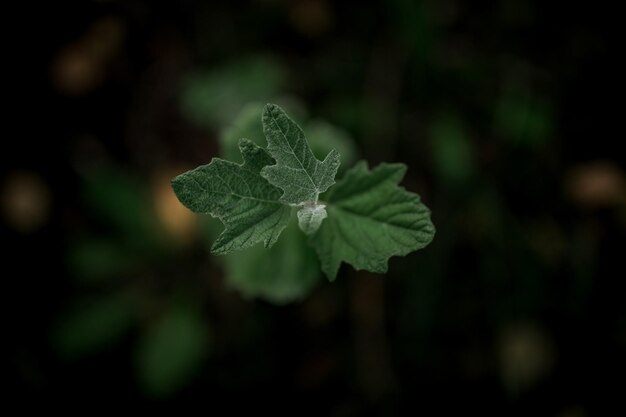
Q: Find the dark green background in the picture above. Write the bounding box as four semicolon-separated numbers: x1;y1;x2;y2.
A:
4;0;624;415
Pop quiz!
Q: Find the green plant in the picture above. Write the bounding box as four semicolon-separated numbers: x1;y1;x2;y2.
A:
172;104;435;282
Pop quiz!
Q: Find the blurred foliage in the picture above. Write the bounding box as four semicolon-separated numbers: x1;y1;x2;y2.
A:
81;170;164;252
59;167;210;395
67;238;135;282
306;120;358;174
180;56;286;128
220;102;266;162
224;216;320;304
430;114;475;186
135;306;210;397
52;294;136;358
67;170;165;283
494;95;554;147
5;0;623;413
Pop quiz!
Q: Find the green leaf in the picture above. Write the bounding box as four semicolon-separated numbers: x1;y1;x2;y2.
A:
310;162;435;280
220;104;358;174
175;103;435;295
135;307;209;397
223;217;321;304
261;104;340;205
220;101;309;163
171;139;290;255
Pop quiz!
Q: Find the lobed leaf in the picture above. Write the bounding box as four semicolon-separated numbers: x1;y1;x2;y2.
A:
261;103;340;205
310;162;435;280
172;139;290;254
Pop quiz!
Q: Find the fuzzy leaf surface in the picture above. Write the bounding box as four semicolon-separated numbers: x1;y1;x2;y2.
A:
172;139;290;254
261;104;340;204
310;162;435;280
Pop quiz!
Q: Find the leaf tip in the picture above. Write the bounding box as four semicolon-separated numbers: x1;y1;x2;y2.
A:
237;138;257;156
259;164;273;179
210;241;229;256
319;258;340;282
170;172;187;200
238;137;253;147
263;103;279;113
170;174;180;188
324;268;338;282
325;148;341;164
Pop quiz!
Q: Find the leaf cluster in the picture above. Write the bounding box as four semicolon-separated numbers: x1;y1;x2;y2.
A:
172;104;435;281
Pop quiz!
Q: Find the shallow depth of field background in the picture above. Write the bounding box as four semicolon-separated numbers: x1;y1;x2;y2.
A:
4;1;624;414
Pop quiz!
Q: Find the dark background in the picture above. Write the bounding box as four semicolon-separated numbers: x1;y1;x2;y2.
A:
4;0;625;414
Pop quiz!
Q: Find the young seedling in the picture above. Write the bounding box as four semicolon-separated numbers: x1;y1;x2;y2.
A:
172;104;435;280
